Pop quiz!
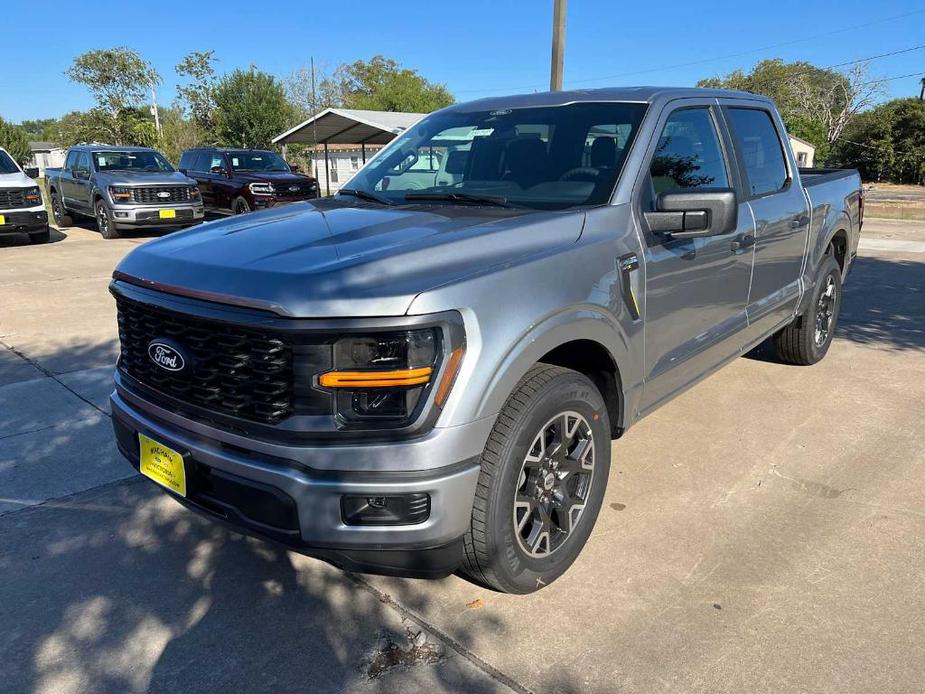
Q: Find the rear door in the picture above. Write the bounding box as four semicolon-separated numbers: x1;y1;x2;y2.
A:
720;103;810;339
636;100;756;413
71;152;93;212
188;151;214;207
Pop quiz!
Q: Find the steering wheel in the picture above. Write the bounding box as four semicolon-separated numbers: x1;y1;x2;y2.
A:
558;167;601;183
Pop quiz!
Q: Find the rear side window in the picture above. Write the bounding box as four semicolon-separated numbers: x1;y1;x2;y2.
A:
649;108;729;197
726;108;788;197
179;151;197;170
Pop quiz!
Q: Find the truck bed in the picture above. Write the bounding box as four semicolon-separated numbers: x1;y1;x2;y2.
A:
798;167;859;187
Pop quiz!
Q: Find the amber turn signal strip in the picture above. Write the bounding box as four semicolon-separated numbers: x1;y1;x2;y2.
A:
318;367;433;388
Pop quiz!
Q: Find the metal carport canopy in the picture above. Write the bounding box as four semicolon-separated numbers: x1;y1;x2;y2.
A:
272;108;425;146
273;108;426;194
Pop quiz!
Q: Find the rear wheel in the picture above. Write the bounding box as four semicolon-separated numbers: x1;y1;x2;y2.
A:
95;200;120;239
232;196;251;215
775;254;842;365
461;364;611;594
50;191;73;227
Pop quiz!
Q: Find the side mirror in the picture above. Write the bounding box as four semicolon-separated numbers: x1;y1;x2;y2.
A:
210;166;229;177
24;167;39;178
644;188;737;239
76;169;90;180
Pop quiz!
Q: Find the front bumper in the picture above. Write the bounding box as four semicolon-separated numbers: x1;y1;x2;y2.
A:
110;203;205;228
252;193;318;209
0;208;47;234
110;384;487;578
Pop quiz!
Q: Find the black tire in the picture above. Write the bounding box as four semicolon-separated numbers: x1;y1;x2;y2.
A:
775;254;842;365
232;196;251;215
50;191;73;227
461;364;611;594
28;226;50;244
95;200;120;239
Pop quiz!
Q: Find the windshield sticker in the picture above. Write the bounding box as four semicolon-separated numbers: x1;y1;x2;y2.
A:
469;128;494;138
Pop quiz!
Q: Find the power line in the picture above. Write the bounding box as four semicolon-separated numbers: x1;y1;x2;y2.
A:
454;7;925;95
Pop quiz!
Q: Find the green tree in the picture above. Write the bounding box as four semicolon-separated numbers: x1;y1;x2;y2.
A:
175;50;218;140
325;56;454;113
158;106;201;165
212;69;294;148
65;47;161;144
834;98;925;183
18;118;58;141
0;117;32;164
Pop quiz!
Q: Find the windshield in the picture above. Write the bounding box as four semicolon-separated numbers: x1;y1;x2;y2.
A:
227;151;290;172
0;150;20;175
343;102;648;210
93;150;174;172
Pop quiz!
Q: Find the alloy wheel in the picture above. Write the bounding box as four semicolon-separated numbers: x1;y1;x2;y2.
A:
814;275;837;346
96;204;110;235
513;411;595;557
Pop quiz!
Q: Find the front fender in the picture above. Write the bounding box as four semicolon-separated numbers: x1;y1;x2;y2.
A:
473;306;633;427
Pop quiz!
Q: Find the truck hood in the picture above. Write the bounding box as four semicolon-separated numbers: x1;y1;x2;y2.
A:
0;171;35;188
115;200;584;317
233;171;317;185
101;171;196;186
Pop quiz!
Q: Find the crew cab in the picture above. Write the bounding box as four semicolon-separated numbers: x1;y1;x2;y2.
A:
109;88;861;593
178;148;319;216
45;146;204;238
0;148;48;244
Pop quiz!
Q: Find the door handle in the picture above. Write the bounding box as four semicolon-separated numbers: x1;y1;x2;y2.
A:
791;215;809;228
731;234;755;251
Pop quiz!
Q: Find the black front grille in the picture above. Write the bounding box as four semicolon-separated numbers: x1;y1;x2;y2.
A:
275;182;316;197
131;186;193;204
116;298;294;424
0;188;31;209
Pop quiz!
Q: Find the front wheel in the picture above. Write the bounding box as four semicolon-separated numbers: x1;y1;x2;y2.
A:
775;254;842;365
95;200;120;239
232;196;251;215
461;364;611;593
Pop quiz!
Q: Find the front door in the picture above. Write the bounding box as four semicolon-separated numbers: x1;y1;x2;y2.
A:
636;102;755;413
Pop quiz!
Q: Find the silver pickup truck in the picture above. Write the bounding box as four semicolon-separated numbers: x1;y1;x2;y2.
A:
45;145;204;238
109;87;861;593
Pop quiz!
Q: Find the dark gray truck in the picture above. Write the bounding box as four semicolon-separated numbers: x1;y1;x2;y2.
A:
45;145;204;238
109;87;861;593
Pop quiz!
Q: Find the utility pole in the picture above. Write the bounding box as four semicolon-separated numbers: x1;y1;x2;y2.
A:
150;87;161;137
550;0;567;91
919;77;924;100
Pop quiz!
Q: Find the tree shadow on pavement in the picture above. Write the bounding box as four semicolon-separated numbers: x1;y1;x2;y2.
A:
747;255;925;362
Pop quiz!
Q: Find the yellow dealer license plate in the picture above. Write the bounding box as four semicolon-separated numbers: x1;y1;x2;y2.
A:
0;214;6;225
138;433;186;497
159;209;177;219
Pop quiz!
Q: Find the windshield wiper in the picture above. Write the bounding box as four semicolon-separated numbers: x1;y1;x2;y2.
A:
337;188;395;205
403;192;511;207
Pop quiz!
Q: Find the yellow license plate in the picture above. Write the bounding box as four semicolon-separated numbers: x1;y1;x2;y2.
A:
0;214;6;226
138;433;186;497
159;209;177;219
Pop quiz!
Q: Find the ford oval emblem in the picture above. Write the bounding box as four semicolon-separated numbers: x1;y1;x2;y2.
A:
157;191;171;199
289;186;299;192
148;341;186;372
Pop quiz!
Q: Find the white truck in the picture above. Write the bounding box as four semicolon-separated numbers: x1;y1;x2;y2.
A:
0;148;48;244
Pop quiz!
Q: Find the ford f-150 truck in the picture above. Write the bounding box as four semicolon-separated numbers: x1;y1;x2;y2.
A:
109;88;861;593
0;148;48;244
45;145;204;238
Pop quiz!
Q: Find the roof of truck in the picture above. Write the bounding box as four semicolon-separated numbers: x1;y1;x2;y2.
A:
447;86;772;112
67;145;159;152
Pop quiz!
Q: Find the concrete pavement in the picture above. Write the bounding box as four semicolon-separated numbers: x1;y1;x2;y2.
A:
1;219;923;692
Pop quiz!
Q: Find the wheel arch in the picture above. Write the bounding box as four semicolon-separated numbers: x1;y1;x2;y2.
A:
473;310;631;439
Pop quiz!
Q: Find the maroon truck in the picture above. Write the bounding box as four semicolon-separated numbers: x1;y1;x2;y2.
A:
178;148;319;215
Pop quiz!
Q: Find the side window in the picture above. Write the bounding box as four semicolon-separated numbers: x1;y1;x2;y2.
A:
726;108;789;197
209;154;225;170
65;151;78;172
649;108;729;199
76;152;90;176
179;151;196;171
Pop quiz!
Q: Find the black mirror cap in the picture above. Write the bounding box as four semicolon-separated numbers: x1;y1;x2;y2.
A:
24;167;39;178
645;188;737;238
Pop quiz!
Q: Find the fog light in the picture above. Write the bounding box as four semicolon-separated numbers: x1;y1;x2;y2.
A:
341;493;430;525
114;211;129;218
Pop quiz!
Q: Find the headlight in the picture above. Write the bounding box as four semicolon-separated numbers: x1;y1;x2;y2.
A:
318;329;459;425
249;182;275;195
24;186;42;205
109;186;132;202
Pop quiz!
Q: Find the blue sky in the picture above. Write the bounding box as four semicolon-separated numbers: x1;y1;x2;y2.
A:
3;0;924;123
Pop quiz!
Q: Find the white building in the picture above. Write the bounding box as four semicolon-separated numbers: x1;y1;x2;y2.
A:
788;135;816;168
29;142;67;176
308;145;383;193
